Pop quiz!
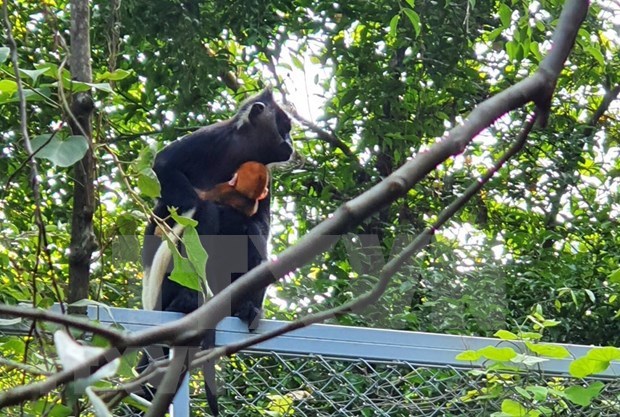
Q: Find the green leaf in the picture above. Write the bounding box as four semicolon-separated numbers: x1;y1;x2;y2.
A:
0;79;18;94
0;46;9;63
169;246;202;291
478;346;518;361
455;350;481;361
518;332;542;341
131;145;157;173
586;346;620;362
167;224;208;294
564;382;604;407
291;55;304;70
510;353;548;366
402;8;421;37
501;399;529;416
608;268;620;283
525;342;570;359
586;46;605;67
526;386;548;402
183;226;208;282
515;386;531;399
404;0;415;8
541;319;560;328
46;403;72;417
506;41;518;60
89;82;114;93
97;69;131;81
569;357;609;378
498;3;512;27
530;42;542;61
34;62;71;80
495;330;518;340
19;68;48;84
389;14;400;38
137;168;161;198
31;134;89;167
170;210;198;227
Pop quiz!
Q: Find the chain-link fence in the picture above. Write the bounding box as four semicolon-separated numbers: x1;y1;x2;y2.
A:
11;306;620;417
181;352;620;416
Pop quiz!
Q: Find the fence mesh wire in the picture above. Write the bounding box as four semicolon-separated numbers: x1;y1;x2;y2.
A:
3;321;619;416
138;352;620;417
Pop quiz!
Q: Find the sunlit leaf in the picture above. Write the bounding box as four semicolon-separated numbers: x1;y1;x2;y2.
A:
500;399;532;416
31;134;89;167
389;14;400;38
586;346;620;362
0;79;18;94
564;382;604;407
183;226;209;282
137;168;161;198
19;68;48;84
402;8;421;37
494;330;518;340
478;346;518;361
525;342;570;359
569;357;609;378
97;69;132;81
585;46;605;67
455;350;481;361
510;353;548;366
0;46;9;63
170;210;198;227
526;386;548;402
498;3;512;27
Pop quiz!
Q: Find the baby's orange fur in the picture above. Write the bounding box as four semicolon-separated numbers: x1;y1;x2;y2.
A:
197;161;269;217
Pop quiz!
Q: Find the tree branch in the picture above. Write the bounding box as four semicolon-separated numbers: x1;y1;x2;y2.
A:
190;112;537;369
0;0;588;409
2;0;63;311
0;304;125;343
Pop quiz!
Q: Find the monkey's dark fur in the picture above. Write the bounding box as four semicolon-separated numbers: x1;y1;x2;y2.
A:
139;89;293;416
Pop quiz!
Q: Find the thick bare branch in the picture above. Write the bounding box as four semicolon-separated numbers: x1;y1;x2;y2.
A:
68;0;97;305
0;0;588;408
191;112;538;369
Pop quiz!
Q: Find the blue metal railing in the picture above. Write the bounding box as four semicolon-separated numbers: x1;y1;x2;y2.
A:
39;305;620;416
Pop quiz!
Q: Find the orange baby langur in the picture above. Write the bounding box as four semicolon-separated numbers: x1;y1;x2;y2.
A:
198;161;270;217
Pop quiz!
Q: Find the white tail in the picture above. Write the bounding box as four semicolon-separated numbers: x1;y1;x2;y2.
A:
142;208;196;310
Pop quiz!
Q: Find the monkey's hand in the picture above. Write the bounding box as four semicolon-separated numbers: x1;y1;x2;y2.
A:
235;301;262;331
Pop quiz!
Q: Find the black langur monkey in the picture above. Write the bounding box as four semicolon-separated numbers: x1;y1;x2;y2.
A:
139;89;293;416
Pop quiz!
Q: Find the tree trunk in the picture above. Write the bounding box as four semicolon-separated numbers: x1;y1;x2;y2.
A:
68;0;96;307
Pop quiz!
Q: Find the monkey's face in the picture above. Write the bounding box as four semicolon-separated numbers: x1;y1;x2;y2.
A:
239;90;294;164
273;105;294;162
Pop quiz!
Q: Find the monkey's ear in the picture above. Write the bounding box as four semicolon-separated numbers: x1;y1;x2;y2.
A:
257;187;269;200
248;102;266;124
228;173;238;187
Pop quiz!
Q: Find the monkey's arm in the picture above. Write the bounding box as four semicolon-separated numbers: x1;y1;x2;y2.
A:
153;149;201;213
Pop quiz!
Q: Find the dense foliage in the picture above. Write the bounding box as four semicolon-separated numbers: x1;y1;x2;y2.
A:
0;1;619;412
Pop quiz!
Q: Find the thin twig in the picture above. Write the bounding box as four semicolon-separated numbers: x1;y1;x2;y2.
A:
0;357;52;377
2;0;63;312
0;304;125;343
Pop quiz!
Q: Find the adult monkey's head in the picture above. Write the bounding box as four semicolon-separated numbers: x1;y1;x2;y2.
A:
234;88;294;165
